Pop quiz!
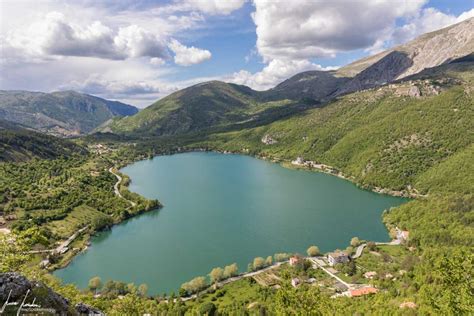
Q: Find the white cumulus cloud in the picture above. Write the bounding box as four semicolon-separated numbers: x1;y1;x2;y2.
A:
228;59;338;90
252;0;426;61
392;8;474;44
168;39;212;66
4;12;169;61
178;0;247;15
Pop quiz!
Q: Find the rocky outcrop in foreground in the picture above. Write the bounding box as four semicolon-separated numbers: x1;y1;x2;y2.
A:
0;272;103;315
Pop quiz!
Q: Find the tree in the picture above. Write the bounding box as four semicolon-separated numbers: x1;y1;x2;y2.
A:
253;257;265;270
265;256;273;266
209;267;224;283
274;253;291;262
88;276;102;293
274;284;332;314
223;263;238;278
199;302;217;315
341;261;356;276
419;250;473;315
138;284;148;297
307;245;320;257
178;288;187;297
127;283;137;295
181;276;207;295
351;237;361;247
367;241;377;251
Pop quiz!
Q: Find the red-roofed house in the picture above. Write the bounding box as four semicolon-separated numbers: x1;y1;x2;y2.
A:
350;287;378;297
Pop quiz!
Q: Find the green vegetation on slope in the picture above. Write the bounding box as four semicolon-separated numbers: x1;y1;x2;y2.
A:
0;62;472;314
107;80;308;136
0;90;138;136
0;149;160;255
0;120;87;162
198;62;473;194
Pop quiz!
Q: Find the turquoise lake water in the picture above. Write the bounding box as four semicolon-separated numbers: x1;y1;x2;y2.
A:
54;152;407;294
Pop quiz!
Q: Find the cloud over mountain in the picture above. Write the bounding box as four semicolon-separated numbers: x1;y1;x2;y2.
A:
252;0;426;61
169;39;212;66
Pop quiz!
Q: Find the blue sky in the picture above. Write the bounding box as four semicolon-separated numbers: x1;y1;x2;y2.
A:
1;0;473;107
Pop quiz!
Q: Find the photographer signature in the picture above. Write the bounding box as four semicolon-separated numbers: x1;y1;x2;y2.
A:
1;289;55;315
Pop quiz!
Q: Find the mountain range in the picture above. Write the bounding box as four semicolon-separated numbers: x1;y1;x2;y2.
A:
104;17;473;137
0;18;472;155
0;90;138;137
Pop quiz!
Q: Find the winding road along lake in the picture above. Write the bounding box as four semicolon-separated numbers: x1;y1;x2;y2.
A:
55;152;408;294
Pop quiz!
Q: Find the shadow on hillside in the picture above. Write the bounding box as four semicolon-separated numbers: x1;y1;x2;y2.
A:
335;51;413;96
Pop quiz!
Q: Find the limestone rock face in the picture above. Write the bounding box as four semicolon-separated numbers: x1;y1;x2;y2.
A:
0;272;103;315
335;17;474;95
338;18;474;80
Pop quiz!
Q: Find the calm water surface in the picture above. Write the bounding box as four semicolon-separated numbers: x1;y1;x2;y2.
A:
55;152;407;294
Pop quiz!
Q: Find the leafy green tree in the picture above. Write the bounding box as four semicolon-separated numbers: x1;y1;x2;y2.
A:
273;284;331;315
350;237;361;247
181;276;207;295
88;276;102;293
178;287;187;297
0;233;31;272
209;267;224;283
367;241;377;251
418;249;474;315
265;255;273;266
138;284;148;297
253;257;265;270
199;302;217;315
126;283;137;295
274;253;291;262
223;263;238;278
307;245;320;257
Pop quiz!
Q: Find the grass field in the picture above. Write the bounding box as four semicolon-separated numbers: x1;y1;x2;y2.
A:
45;205;110;238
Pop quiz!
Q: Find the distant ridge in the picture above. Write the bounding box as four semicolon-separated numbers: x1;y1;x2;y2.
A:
0;90;138;137
0;119;87;162
102;18;474;137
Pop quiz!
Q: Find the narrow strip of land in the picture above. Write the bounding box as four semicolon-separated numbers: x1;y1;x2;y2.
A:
109;167;136;207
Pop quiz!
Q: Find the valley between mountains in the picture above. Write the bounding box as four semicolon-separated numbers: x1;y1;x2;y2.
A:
0;18;473;315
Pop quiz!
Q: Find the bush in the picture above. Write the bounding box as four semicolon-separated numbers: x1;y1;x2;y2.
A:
199;302;217;315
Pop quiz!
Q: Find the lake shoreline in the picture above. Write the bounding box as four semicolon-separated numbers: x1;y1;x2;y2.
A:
138;146;423;199
52;149;408;294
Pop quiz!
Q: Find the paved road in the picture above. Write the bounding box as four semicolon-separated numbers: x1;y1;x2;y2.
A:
308;258;354;289
109;167;137;207
180;261;288;302
28;226;88;254
55;226;88;253
352;244;366;259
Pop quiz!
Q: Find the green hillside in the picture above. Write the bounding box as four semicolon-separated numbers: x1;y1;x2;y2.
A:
2;63;472;315
107;81;301;136
0;120;87;162
0;90;138;136
197;61;473;195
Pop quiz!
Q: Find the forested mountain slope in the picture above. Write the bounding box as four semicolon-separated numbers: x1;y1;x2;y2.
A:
0;120;87;162
199;61;474;195
107;18;473;138
0;90;138;137
106;81;302;136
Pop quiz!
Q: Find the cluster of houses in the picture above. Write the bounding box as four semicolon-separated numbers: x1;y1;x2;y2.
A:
291;157;343;177
327;251;350;266
261;134;278;145
88;143;111;155
286;248;392;298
